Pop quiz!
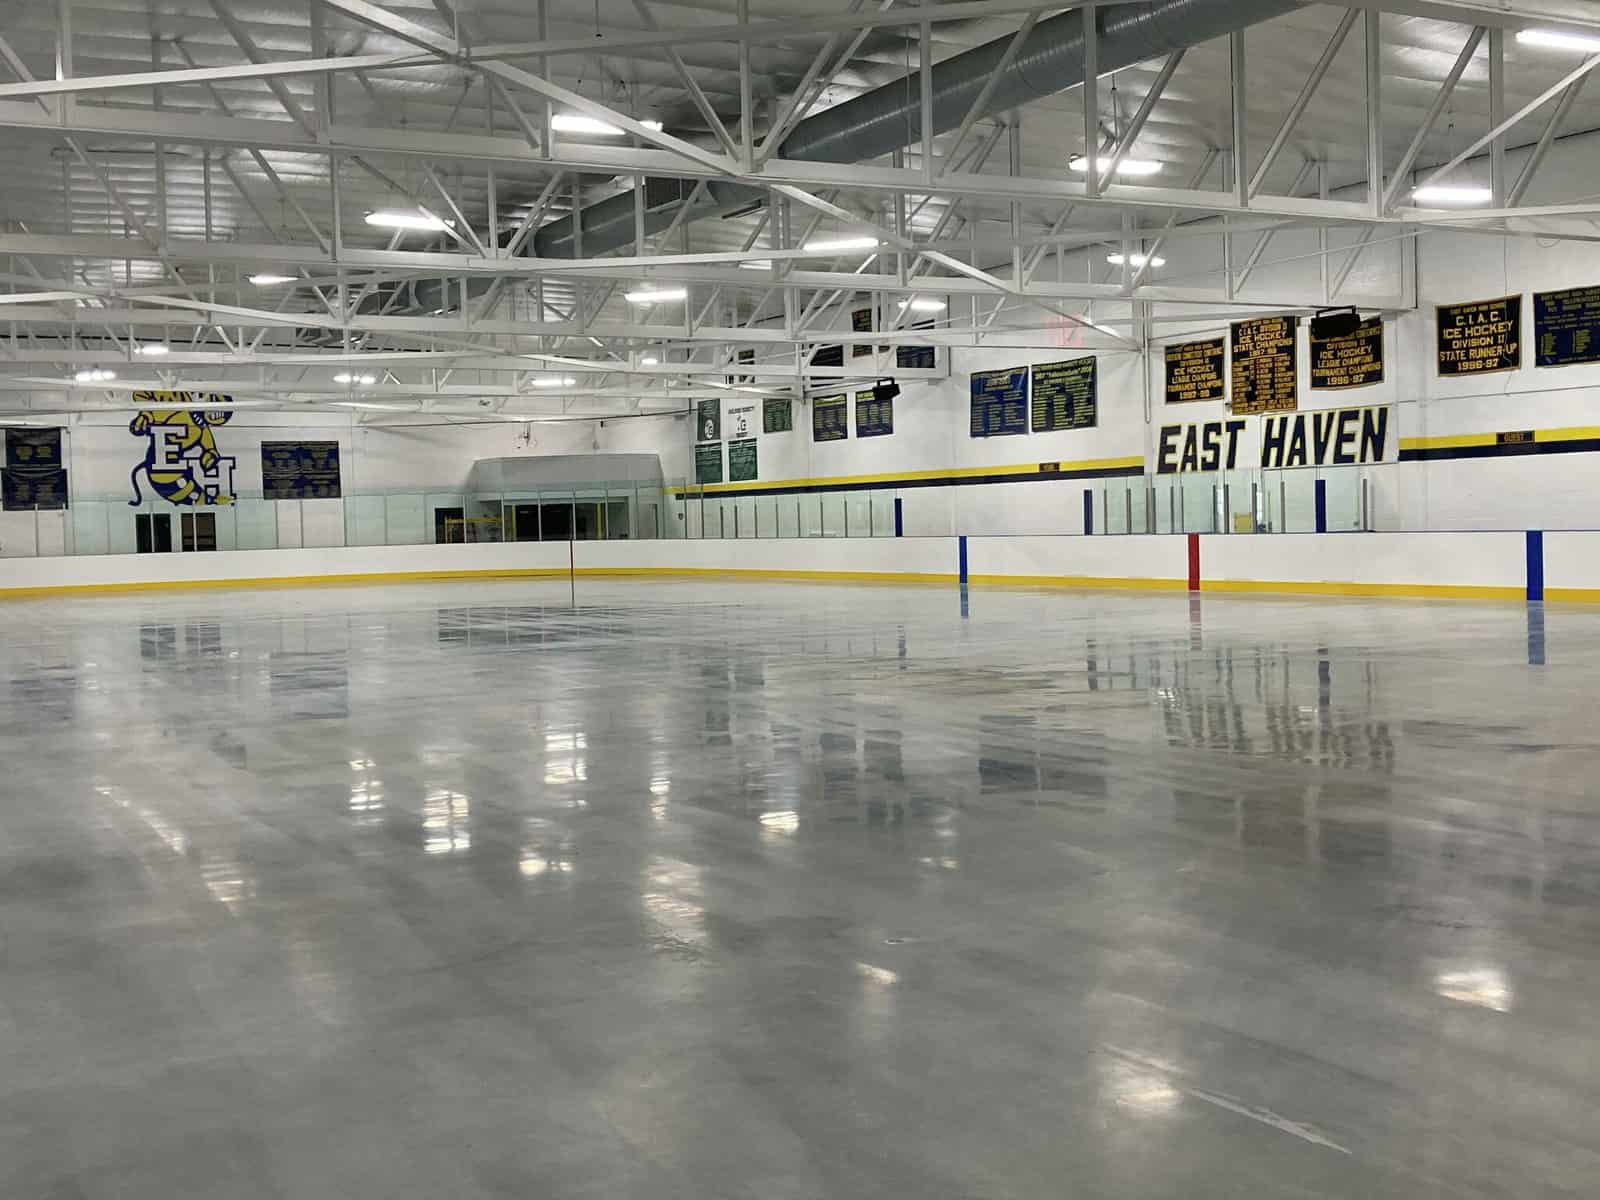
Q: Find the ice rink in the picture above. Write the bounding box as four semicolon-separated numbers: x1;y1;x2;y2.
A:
1;580;1596;1198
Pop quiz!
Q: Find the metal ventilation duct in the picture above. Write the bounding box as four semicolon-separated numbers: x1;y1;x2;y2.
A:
398;0;1296;312
528;0;1299;260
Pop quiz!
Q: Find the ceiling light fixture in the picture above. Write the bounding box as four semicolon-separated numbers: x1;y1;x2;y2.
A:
134;343;169;356
740;259;774;270
364;210;451;232
1107;252;1166;268
334;372;378;385
640;356;660;366
1516;28;1600;53
248;273;296;286
73;368;116;383
898;298;947;312
551;114;664;136
803;236;880;253
624;287;688;303
1411;184;1494;206
530;376;579;388
1070;155;1164;177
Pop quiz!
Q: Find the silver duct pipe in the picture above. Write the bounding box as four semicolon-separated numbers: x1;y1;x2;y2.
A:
529;0;1298;260
399;0;1295;312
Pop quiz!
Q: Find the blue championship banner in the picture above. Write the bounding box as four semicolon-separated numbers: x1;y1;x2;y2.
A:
856;388;893;438
813;394;848;442
261;441;342;499
1534;286;1600;367
2;427;68;510
970;366;1028;437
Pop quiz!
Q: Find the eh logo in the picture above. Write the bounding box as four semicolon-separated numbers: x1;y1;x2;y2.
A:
129;407;236;507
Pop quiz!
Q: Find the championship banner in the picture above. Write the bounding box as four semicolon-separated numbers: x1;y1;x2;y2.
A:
728;439;758;482
1164;338;1226;404
1310;317;1384;389
261;441;341;500
695;398;721;443
856;388;892;438
762;397;793;433
1437;295;1521;376
969;366;1028;437
694;442;723;485
813;394;848;442
1534;286;1600;367
1030;356;1097;432
1230;316;1298;414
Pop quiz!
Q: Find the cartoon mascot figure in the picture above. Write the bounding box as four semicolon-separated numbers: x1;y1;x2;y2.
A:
128;407;236;507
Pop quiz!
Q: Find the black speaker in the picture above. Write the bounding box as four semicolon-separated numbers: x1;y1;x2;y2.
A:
1311;308;1361;340
873;378;900;403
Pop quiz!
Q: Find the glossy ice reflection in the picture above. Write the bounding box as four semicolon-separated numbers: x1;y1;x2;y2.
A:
0;580;1598;1199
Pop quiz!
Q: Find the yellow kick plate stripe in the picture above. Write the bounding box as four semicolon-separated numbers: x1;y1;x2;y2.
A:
1402;424;1600;452
965;574;1187;592
1201;578;1525;601
668;455;1145;495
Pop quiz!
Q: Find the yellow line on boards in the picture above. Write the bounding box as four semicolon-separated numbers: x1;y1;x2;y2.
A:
573;567;957;585
1200;578;1526;601
0;567;572;600
669;455;1146;496
1399;433;1496;451
1545;587;1600;604
965;574;1187;592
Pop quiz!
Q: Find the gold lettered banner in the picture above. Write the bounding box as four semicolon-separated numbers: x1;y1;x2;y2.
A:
1534;286;1600;367
1310;316;1384;390
1230;315;1298;414
1437;295;1522;376
1164;338;1226;404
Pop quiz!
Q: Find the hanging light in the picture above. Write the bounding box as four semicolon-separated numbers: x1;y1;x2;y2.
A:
248;273;296;286
898;298;947;313
333;372;377;385
802;236;880;253
1070;155;1164;177
1411;184;1493;206
624;287;688;303
551;114;664;136
1107;252;1166;269
365;210;451;231
1516;29;1600;53
134;343;170;356
73;368;116;383
530;376;578;388
640;356;660;366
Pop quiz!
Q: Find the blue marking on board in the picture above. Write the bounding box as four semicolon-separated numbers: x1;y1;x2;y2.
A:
1314;478;1328;533
894;497;904;538
1083;489;1094;535
1526;529;1545;603
958;535;968;584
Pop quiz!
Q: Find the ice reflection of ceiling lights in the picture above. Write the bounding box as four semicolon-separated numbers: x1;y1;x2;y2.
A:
423;788;471;855
1435;967;1512;1012
759;809;799;835
855;962;899;987
1105;1062;1182;1115
544;731;588;785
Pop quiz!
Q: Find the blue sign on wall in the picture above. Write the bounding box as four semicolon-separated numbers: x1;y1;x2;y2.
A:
970;366;1028;437
2;427;67;510
262;441;342;500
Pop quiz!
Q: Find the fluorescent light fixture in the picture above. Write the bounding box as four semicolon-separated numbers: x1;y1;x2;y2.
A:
1516;28;1600;53
530;376;578;388
740;259;774;270
640;356;660;366
1412;184;1494;206
1107;252;1166;268
134;343;169;356
551;114;664;136
364;209;450;232
802;236;880;253
73;368;116;383
1070;155;1164;177
624;287;688;303
249;273;296;286
898;298;947;313
334;372;377;385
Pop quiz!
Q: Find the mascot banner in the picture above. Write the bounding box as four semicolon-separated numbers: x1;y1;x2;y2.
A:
128;393;236;506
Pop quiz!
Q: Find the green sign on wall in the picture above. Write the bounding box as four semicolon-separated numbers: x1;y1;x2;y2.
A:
728;438;758;482
694;442;723;484
763;397;793;433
